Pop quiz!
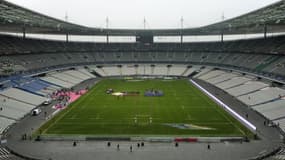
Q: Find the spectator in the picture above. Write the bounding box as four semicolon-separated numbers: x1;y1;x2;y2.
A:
175;142;179;147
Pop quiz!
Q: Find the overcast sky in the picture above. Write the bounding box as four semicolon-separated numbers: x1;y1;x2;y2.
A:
7;0;280;29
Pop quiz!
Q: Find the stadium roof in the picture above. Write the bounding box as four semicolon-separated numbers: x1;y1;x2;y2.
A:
1;0;285;36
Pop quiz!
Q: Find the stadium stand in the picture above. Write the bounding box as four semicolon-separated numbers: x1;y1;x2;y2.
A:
193;68;212;78
196;70;226;80
64;70;93;80
51;72;82;85
90;66;108;77
87;64;191;77
121;65;136;76
225;81;269;97
0;88;46;106
40;69;94;88
0;147;10;159
0;67;95;135
270;149;285;160
2;34;285;82
136;65;145;75
215;76;253;90
205;72;238;85
61;71;86;81
1;0;285;159
274;119;285;134
168;65;188;76
77;68;96;78
182;66;199;77
40;76;74;88
252;100;285;121
103;66;121;76
11;77;58;96
195;69;285;138
237;87;285;106
153;65;168;76
0;117;15;135
145;65;153;75
0;146;23;160
195;68;285;133
0;34;284;56
0;95;35;120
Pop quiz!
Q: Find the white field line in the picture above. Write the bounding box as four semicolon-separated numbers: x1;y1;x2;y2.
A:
190;79;256;131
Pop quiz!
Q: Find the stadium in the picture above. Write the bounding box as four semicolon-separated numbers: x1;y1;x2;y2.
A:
0;0;285;159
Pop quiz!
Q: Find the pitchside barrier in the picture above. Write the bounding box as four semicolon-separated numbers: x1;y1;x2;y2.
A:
39;135;244;143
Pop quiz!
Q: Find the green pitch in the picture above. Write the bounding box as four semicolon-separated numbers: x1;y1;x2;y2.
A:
40;79;253;137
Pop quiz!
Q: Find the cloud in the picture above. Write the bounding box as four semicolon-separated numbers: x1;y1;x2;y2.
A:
7;0;279;29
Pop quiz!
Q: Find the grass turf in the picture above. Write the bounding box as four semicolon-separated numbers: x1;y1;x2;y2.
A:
39;79;253;137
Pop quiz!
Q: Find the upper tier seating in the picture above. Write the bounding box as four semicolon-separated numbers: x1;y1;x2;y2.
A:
1;34;285;55
1;34;285;82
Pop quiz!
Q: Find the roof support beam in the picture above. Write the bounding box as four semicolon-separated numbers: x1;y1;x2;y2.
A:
264;24;267;39
106;34;109;43
221;31;224;43
66;33;69;43
22;26;26;39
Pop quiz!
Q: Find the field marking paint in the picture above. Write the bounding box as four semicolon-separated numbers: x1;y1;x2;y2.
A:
181;106;215;109
190;79;256;131
51;120;233;125
135;114;151;117
191;122;232;125
128;117;159;120
186;114;192;120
